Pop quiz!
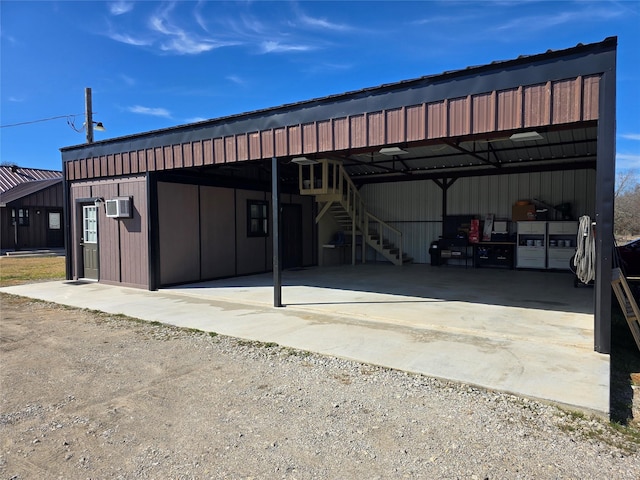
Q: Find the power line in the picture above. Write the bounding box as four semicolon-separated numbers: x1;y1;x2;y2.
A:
0;113;86;128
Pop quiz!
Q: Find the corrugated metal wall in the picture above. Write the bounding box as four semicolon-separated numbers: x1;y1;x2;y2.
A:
361;169;595;263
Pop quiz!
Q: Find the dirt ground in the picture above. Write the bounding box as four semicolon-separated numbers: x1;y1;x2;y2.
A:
2;293;639;479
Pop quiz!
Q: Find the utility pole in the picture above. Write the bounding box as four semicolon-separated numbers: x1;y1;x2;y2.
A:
85;87;94;143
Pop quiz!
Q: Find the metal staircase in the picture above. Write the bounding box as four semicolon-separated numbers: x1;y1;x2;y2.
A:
297;159;411;266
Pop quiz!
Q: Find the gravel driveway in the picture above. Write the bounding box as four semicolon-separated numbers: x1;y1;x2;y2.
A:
1;294;638;479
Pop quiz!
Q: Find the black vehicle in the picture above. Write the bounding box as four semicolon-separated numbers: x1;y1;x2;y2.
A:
617;238;640;277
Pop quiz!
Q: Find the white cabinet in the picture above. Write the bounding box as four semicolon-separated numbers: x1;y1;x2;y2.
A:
516;222;546;269
516;221;578;270
547;221;578;270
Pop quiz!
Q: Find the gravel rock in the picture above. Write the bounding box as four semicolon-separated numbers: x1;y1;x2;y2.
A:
1;295;638;479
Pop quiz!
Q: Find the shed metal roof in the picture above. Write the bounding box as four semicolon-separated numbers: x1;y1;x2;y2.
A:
0;178;63;207
0;166;62;194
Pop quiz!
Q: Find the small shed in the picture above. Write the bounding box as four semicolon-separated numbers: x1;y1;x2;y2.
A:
0;166;64;251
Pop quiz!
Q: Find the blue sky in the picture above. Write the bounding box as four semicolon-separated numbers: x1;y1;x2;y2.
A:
1;1;639;173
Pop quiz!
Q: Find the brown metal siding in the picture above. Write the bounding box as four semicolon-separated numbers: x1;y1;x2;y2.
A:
261;130;274;158
367;111;384;146
472;93;495;134
523;82;551;128
303;123;317;154
385;108;404;145
427;101;446;138
237;133;248;161
249;132;261;160
333;117;349;150
406;104;425;141
288;125;302;155
350;115;366;148
275;127;287;157
583;75;600;121
552;78;581;124
118;179;148;287
318;120;332;151
448;97;470;137
64;74;601;180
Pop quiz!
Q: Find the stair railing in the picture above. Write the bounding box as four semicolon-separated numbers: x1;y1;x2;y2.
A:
299;159;404;265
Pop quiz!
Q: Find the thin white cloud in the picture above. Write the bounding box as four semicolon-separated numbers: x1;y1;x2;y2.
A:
298;13;352;32
109;1;134;16
108;32;152;47
260;40;312;53
620;133;640;141
493;7;623;33
119;74;136;87
616;153;640;170
8;96;25;102
128;105;171;118
226;75;247;86
186;116;208;123
148;4;240;55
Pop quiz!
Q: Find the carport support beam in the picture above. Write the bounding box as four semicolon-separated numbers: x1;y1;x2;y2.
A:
272;156;283;307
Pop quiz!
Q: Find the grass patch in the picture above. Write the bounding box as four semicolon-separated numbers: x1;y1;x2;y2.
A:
0;256;66;287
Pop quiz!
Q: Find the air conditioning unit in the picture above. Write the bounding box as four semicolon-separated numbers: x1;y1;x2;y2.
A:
105;197;132;218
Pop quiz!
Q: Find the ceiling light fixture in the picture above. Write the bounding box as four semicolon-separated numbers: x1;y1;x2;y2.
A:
291;156;319;165
510;131;543;142
379;147;408;155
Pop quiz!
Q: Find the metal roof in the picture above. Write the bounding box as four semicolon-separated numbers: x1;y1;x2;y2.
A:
0;166;62;194
0;178;63;207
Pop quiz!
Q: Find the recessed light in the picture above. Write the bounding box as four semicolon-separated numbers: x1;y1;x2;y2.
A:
379;147;408;155
510;131;543;142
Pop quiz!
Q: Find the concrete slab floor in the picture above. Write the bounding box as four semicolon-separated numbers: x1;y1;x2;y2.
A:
0;264;609;415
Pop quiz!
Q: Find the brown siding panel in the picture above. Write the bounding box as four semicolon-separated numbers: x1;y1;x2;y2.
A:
249;132;261;160
288;125;302;155
303;123;317;154
146;149;156;172
497;88;521;131
163;146;174;170
427;101;446;138
552;78;581;124
172;144;182;169
261;130;274;159
123;152;131;174
367;111;384;146
213;138;224;164
406;105;425;142
333;118;349;150
472;93;495;134
137;151;146;172
115;153;123;176
224;136;236;163
317;120;332;152
119;178;148;287
583;75;600;121
275;128;288;157
204;139;214;165
236;133;249;161
448;97;470;137
523;83;551;128
130;151;138;174
386;108;404;145
155;147;164;170
192;140;203;166
350;115;366;148
93;157;101;177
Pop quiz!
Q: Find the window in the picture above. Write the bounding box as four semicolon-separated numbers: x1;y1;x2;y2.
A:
247;200;268;237
11;208;29;226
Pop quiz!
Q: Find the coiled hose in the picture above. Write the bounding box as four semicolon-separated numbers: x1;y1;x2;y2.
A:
573;215;596;284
